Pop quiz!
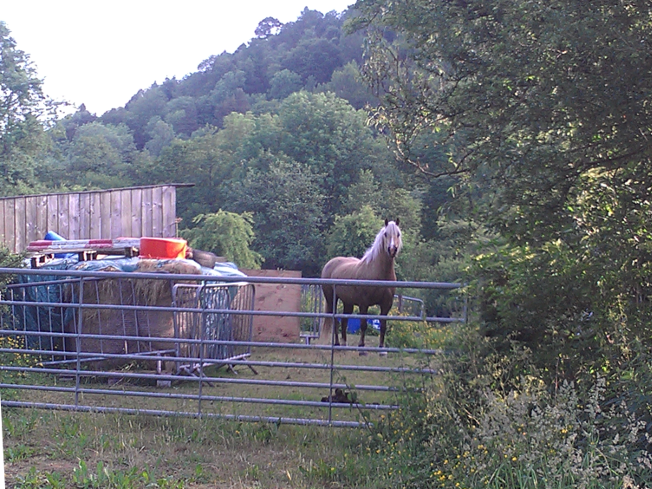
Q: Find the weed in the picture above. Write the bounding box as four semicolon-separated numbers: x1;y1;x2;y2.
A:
5;444;35;462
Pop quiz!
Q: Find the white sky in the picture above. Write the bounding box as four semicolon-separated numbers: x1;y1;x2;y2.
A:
2;0;354;115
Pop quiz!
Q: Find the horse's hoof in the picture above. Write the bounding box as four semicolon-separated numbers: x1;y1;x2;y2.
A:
378;351;388;357
358;347;367;356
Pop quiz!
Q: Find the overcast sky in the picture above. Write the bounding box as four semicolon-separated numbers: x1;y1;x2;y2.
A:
2;0;354;115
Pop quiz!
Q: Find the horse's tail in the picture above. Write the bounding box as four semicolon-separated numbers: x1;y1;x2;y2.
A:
321;285;334;341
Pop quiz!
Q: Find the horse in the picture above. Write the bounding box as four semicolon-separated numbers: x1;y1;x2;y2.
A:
320;218;402;353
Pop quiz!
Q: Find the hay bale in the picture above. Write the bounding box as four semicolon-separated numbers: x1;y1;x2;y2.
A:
63;259;202;369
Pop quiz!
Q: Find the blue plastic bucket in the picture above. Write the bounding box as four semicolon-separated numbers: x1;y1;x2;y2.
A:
347;318;360;333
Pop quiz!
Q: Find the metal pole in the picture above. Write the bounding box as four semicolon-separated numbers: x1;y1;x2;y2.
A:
197;282;206;418
328;284;338;425
75;277;84;408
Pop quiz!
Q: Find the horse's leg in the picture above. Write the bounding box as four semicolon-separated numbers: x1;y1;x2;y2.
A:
341;303;353;347
358;305;369;355
378;300;392;356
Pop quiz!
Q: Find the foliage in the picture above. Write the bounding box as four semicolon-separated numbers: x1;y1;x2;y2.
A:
370;324;652;489
227;155;326;273
384;315;455;351
64;122;138;188
0;22;54;196
325;205;383;260
181;210;263;269
0;245;23;282
94;8;364;148
277;90;387;218
355;0;652;383
267;69;303;100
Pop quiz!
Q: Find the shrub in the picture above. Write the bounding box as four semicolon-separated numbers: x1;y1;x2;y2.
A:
372;324;652;489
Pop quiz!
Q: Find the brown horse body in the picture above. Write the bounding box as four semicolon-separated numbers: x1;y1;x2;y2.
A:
321;219;401;350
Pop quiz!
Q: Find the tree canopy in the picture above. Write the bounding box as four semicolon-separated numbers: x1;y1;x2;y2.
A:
354;0;652;376
0;22;53;195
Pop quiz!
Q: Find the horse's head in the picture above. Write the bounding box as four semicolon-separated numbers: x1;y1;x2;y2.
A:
382;218;402;259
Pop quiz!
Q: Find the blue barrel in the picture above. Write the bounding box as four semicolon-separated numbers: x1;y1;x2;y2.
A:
44;230;72;258
45;230;66;241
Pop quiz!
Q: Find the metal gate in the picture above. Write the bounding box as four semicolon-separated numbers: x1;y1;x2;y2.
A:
0;267;465;427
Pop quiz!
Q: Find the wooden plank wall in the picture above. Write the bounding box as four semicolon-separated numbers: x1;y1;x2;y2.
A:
0;185;178;253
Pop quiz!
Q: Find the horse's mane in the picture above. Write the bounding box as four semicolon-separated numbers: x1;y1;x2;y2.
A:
361;221;400;264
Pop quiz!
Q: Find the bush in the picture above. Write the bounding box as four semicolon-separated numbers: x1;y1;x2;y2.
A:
371;324;652;489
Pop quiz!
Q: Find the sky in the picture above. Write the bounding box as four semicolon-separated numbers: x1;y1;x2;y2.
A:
2;0;354;116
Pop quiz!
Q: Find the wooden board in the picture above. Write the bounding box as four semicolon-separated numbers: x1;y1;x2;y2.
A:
241;269;302;343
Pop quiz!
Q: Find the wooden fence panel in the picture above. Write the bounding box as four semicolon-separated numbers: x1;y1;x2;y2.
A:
68;193;80;240
24;197;38;247
47;194;58;237
35;195;48;240
3;201;15;252
57;194;69;239
151;186;163;237
0;185;181;253
78;193;90;239
89;192;101;239
14;197;26;253
141;187;153;237
0;200;5;246
131;188;142;238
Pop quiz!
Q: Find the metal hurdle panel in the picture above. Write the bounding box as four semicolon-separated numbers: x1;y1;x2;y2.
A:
300;284;324;344
172;282;255;376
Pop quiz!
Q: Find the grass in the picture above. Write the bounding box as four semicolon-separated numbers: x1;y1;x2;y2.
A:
3;408;389;488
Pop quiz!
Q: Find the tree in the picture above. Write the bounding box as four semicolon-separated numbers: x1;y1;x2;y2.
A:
0;22;52;195
255;17;282;39
340;169;383;215
267;69;303;100
65;122;137;188
153;132;233;224
320;61;376;110
278;91;386;217
324;205;383;261
282;38;343;84
163;96;198;136
144;117;175;157
181;210;263;269
121;85;169;148
355;0;652;377
227;155;326;274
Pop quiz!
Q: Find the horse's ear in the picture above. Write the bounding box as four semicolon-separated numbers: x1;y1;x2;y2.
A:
395;218;400;226
384;218;389;226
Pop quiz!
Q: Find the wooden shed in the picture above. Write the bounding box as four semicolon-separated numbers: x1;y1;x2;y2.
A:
0;184;191;253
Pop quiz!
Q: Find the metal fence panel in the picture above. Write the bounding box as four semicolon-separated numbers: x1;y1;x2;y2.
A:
0;267;465;427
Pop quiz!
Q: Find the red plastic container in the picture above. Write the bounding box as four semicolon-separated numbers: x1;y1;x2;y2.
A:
139;237;187;260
